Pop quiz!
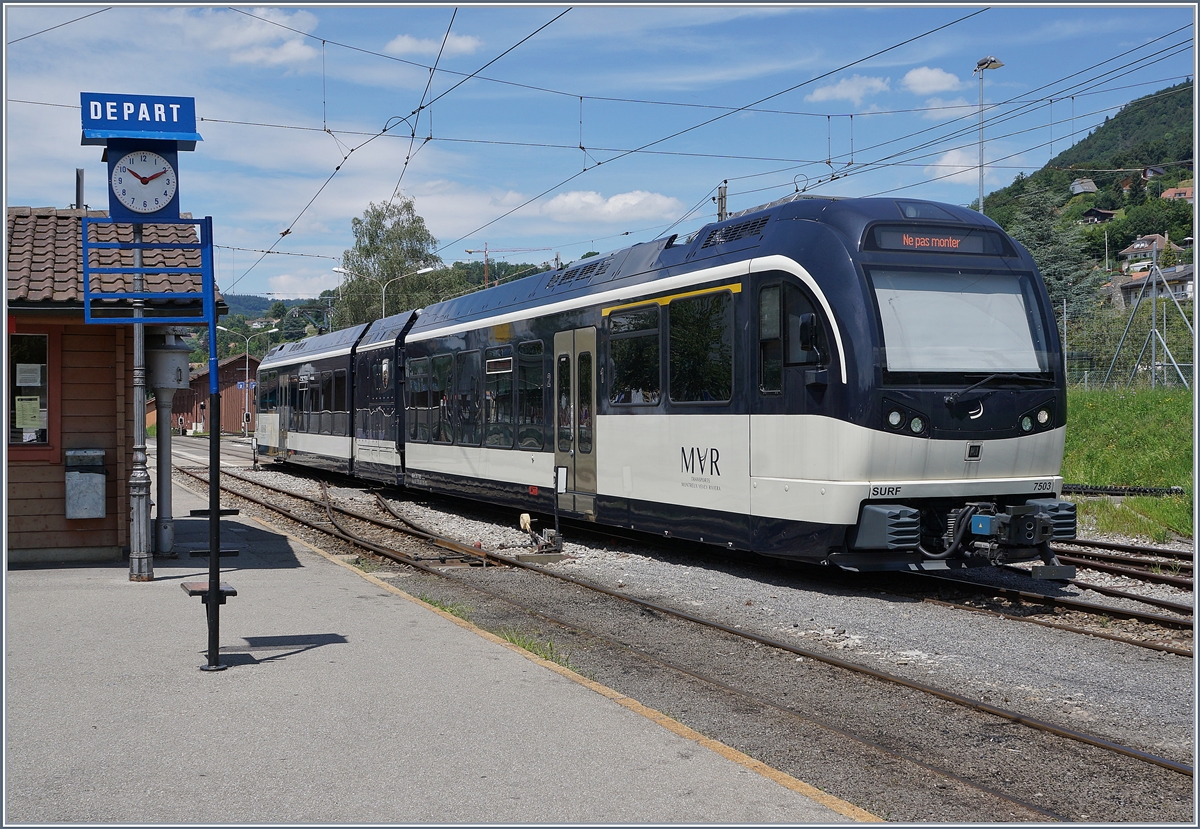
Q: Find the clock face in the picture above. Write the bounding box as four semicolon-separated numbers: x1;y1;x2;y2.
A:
110;150;177;214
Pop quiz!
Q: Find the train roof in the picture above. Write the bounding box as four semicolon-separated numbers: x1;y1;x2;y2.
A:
265;195;1008;361
398;194;999;341
258;322;368;370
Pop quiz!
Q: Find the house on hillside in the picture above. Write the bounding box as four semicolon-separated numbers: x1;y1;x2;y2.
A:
1070;178;1098;195
1117;234;1183;271
1160;185;1194;204
1079;207;1117;224
1112;264;1194;308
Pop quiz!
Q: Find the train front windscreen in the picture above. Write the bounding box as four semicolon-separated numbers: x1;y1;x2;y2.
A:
868;267;1052;375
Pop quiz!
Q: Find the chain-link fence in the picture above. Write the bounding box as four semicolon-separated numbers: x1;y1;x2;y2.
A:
1060;279;1193;389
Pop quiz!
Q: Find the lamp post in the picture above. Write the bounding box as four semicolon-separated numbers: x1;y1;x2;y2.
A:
333;266;435;318
973;55;1003;214
217;326;278;437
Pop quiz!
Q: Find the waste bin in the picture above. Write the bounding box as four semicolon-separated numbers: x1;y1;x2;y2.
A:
65;449;106;519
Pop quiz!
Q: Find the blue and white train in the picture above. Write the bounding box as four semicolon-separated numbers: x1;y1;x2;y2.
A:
255;194;1076;571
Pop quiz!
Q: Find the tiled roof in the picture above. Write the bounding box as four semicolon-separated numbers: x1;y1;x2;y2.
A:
190;352;261;381
7;207;224;308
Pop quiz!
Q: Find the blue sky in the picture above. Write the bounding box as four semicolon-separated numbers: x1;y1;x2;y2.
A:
4;4;1196;299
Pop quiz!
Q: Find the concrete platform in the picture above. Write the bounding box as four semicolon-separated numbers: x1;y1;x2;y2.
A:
5;475;875;824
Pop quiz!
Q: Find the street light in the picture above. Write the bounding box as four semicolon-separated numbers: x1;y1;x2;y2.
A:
217;325;278;437
973;55;1003;214
332;266;435;318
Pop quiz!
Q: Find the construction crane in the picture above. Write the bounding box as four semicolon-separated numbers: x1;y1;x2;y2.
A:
464;243;552;289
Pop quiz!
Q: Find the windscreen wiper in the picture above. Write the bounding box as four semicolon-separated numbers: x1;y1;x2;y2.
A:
944;373;1055;406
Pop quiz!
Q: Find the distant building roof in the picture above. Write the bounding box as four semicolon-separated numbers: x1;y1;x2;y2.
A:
1160;185;1193;203
6;207;225;312
1080;207;1117;223
1118;234;1183;259
1070;178;1098;195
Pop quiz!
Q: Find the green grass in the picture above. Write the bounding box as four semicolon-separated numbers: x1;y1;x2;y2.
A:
352;555;381;573
146;424;157;438
1064;389;1193;540
416;593;472;620
496;628;576;670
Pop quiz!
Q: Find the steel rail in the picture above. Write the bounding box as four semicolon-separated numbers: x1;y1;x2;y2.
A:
1053;554;1194;590
913;572;1193;630
1053;538;1193;561
175;467;1194;778
922;598;1192;657
1053;548;1193;572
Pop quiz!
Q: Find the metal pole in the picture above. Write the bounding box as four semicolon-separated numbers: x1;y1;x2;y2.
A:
204;321;226;671
1151;246;1158;389
244;347;249;438
154;387;176;555
978;69;985;213
129;224;153;581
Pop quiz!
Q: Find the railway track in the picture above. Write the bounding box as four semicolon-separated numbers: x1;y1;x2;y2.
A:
173;464;1192;795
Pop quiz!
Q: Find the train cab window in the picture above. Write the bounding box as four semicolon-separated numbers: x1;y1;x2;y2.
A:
609;305;661;405
381;358;392;391
517;341;545;450
455;351;482;446
431;355;453;443
406;357;430;442
485;347;514;449
759;283;829;393
669;290;733;403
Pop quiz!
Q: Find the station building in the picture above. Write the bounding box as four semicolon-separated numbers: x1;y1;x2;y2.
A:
6;206;223;564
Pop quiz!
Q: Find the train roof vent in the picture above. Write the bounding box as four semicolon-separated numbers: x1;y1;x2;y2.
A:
699;215;769;249
545;256;612;290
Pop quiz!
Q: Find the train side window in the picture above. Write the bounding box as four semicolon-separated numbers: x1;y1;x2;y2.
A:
577;352;593;453
517;341;544;450
557;354;572;451
430;354;454;444
485;347;514;449
382;358;392;391
268;371;278;412
669;291;733;403
759;285;782;393
333;369;348;436
609;305;661;405
455;350;482;446
320;370;334;435
406;357;430;443
783;283;828;367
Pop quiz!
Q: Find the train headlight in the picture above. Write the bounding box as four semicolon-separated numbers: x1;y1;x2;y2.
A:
887;409;904;428
1037;408;1051;426
909;416;925;434
1020;415;1034;432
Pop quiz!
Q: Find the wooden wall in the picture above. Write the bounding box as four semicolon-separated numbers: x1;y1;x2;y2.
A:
8;317;133;563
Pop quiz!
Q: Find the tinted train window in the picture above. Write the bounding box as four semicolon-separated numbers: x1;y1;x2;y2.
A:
455;351;482;446
485;347;514;449
557;355;572;452
406;357;430;442
517;341;544;450
609;306;660;405
431;355;453;444
759;282;829;393
577;352;593;453
669;291;732;403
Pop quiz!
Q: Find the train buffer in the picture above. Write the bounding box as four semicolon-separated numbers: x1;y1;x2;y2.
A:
181;581;237;605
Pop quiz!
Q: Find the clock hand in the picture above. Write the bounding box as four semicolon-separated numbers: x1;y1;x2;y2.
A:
125;167;150;185
145;169;167;183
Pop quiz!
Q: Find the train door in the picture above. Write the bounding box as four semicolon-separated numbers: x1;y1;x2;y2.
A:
553;327;597;516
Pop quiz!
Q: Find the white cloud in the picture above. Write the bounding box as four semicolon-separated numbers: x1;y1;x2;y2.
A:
902;67;962;96
540;190;684;223
920;97;975;121
172;7;320;67
805;75;890;106
384;32;483;57
925;148;979;187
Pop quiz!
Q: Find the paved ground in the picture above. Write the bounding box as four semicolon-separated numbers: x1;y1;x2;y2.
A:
5;475;874;825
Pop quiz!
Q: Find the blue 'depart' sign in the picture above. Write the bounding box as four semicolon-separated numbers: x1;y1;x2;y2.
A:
80;92;202;148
